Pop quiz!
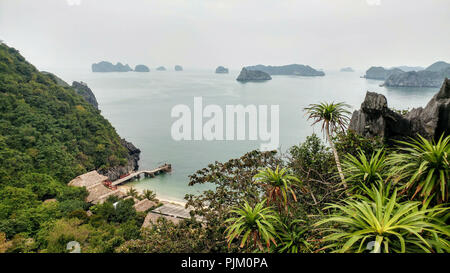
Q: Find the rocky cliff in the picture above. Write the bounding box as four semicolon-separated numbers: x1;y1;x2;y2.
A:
134;64;150;72
383;69;450;88
92;61;133;72
349;78;450;141
246;64;325;76
215;66;229;74
72;81;99;109
363;66;404;80
236;68;272;82
100;138;141;181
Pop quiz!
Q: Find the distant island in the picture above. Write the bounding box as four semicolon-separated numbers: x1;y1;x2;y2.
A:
245;64;325;76
363;66;404;80
392;66;424;72
383;61;450;87
236;68;272;82
92;61;133;72
215;66;229;74
174;65;183;71
156;66;166;71
134;64;150;72
340;67;354;72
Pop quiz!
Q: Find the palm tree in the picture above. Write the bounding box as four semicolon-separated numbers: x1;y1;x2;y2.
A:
388;134;449;203
315;183;449;253
253;166;301;210
142;189;157;201
304;102;351;187
224;199;280;251
342;148;387;194
126;187;139;199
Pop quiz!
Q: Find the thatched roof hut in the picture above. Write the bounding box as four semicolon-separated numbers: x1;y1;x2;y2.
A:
133;199;157;212
68;171;108;188
141;212;181;228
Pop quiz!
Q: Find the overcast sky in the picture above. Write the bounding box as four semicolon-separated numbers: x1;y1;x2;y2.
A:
1;0;449;72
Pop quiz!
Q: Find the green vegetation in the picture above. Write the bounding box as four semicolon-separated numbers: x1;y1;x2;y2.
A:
304;102;351;187
0;43;448;253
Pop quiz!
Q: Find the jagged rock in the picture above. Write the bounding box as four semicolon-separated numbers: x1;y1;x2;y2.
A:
156;66;166;71
100;138;141;181
383;69;450;87
72;81;99;109
245;64;325;76
215;66;229;74
340;67;354;72
236;68;272;82
134;64;150;72
349;78;450;141
92;61;133;72
174;65;183;71
363;66;404;80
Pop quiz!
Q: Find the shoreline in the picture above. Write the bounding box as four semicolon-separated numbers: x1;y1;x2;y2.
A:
117;185;187;207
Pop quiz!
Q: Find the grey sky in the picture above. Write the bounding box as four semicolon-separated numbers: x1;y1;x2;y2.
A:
1;0;449;71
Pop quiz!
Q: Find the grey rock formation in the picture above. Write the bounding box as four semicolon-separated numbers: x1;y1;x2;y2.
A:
92;61;133;72
393;66;424;72
383;68;450;88
174;65;183;71
100;138;141;181
72;81;99;110
340;67;354;72
245;64;325;76
425;61;450;72
156;66;166;71
363;66;404;80
134;64;150;72
349;78;450;141
215;66;229;74
236;68;272;82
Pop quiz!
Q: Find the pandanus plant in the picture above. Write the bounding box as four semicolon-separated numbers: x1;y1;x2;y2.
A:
315;182;449;253
253;166;301;210
342;148;387;194
388;134;449;203
304;102;351;188
224;199;280;251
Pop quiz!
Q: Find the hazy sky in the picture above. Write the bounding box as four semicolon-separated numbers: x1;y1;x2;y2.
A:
1;0;449;72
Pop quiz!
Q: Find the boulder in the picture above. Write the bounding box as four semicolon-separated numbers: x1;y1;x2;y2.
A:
349;78;450;141
236;68;272;82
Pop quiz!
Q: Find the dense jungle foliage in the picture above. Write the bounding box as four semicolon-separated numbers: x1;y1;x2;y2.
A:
0;44;448;253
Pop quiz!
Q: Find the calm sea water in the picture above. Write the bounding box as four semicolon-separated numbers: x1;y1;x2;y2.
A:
57;69;439;202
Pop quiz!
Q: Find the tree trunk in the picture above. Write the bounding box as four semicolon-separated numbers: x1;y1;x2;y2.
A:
325;122;347;188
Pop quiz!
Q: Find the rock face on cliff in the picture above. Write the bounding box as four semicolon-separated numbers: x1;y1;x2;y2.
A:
236;68;272;82
92;61;133;72
100;138;141;181
246;64;325;76
363;66;404;80
349;78;450;141
215;66;229;74
383;69;450;87
156;66;166;71
174;65;183;71
340;67;354;72
72;81;99;110
134;64;150;72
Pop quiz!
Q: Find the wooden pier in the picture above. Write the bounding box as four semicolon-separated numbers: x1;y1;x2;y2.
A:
111;164;172;186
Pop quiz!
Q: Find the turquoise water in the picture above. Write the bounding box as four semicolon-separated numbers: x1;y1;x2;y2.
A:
57;70;439;202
